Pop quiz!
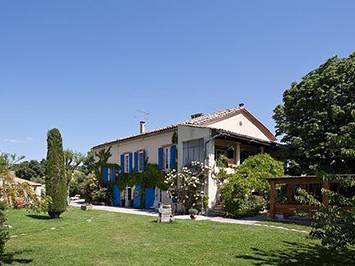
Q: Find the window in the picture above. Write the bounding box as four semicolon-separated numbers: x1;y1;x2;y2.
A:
124;154;129;173
138;151;144;172
163;146;170;170
107;167;111;181
183;138;204;166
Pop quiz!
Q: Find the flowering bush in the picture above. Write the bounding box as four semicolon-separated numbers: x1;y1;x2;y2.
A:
165;161;210;212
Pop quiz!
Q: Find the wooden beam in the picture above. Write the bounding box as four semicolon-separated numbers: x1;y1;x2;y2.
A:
269;180;276;218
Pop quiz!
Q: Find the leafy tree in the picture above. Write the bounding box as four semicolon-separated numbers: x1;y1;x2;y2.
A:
221;154;284;217
273;52;355;175
64;149;85;184
13;160;46;182
80;173;107;204
69;170;86;196
45;129;67;218
297;175;355;250
64;149;85;199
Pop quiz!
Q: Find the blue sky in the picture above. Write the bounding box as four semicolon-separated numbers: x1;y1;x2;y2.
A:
0;1;354;160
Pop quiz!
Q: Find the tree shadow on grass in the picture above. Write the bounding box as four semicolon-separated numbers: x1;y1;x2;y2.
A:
235;241;355;266
26;214;51;220
0;250;33;264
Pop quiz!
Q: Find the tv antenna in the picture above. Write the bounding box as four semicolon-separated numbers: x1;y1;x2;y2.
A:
136;109;150;122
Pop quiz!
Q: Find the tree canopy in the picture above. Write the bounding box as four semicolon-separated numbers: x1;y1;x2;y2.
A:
273;52;355;175
12;159;46;182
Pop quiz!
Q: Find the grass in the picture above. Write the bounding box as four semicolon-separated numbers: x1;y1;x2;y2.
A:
2;207;354;265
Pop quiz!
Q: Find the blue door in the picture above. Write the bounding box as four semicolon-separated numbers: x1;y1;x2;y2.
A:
113;185;120;206
133;184;141;208
144;188;155;209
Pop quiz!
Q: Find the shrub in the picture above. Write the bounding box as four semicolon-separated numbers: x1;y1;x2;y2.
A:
0;202;8;257
297;175;355;250
165;161;210;212
221;154;284;218
46;128;67;218
80;173;108;204
188;208;198;215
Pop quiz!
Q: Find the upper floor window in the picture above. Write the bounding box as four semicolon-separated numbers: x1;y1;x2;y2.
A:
163;146;170;170
107;167;111;181
138;151;144;172
124;154;129;173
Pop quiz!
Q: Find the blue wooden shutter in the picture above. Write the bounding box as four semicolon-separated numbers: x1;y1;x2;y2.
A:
120;154;124;174
142;150;146;172
158;147;163;170
134;152;138;173
129;153;133;173
112;166;116;182
170;145;176;169
103;166;108;183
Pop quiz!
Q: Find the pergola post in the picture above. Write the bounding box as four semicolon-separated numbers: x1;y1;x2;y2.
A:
236;142;241;165
269;180;276;218
287;184;293;202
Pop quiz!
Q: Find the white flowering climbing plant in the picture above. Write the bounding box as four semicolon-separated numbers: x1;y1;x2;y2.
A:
164;161;210;212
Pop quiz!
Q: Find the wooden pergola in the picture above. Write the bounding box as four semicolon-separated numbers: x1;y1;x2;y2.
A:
267;176;329;217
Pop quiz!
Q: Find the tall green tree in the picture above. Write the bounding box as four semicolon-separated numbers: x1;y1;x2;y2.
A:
46;129;67;218
273;52;355;175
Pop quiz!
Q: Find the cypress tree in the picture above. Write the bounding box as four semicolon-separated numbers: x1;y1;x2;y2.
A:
46;128;67;218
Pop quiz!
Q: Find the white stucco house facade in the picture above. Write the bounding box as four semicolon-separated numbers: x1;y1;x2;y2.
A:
92;104;278;212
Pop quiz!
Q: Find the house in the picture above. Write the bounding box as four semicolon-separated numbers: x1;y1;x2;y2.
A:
0;171;43;197
92;103;278;212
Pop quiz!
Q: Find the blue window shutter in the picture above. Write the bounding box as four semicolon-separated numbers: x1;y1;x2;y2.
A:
103;166;108;183
120;154;124;174
112;166;116;182
142;150;146;172
158;147;163;170
134;152;138;173
129;153;133;173
170;145;176;169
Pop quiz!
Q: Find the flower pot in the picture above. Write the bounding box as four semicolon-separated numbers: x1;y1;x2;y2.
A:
81;204;93;211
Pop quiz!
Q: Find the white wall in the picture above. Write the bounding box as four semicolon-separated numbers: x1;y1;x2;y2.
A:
177;125;218;208
177;125;211;169
93;131;174;165
208;113;270;141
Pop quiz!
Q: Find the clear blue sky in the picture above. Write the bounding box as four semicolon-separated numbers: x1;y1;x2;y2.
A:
0;1;354;160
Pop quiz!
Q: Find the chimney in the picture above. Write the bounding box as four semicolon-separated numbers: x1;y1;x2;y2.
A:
139;121;146;134
239;103;245;108
190;113;204;119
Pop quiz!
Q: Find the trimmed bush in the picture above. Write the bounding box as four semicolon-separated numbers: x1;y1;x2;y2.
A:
222;154;284;218
46;128;67;218
0;202;9;257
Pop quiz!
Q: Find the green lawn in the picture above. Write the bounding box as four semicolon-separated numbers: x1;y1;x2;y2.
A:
3;208;354;265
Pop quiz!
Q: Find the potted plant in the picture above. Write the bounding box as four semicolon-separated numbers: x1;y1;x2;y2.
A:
81;203;93;211
189;208;198;220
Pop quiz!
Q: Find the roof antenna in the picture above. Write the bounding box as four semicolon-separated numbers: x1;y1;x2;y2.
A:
136;109;150;122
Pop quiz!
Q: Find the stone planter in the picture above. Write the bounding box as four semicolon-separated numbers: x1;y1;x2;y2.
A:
158;205;173;223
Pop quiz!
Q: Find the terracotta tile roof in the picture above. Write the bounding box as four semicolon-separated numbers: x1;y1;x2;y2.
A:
182;106;242;126
92;106;275;149
4;173;43;186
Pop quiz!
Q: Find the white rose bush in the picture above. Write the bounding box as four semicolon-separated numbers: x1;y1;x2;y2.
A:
164;161;210;212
